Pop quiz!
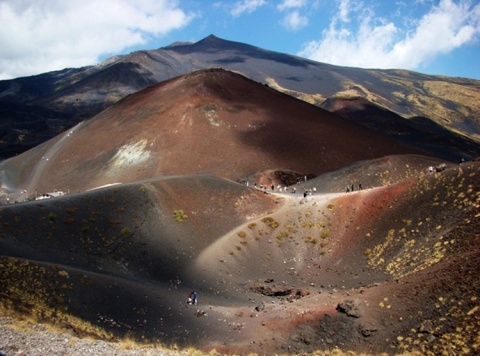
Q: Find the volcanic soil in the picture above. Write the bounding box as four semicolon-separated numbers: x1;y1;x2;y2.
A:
1;68;479;355
0;69;426;203
1;156;479;355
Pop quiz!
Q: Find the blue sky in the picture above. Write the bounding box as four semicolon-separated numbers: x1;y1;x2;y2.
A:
0;0;479;80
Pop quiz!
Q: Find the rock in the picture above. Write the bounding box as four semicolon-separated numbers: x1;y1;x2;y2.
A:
359;325;377;337
254;302;265;312
195;310;207;317
336;300;360;318
418;319;434;334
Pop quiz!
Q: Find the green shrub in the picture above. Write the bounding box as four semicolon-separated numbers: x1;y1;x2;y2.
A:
173;209;188;222
262;217;279;229
120;227;133;238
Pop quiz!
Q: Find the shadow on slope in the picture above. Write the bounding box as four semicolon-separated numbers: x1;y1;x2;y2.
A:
0;69;425;202
322;97;480;162
1;158;479;355
0;174;280;346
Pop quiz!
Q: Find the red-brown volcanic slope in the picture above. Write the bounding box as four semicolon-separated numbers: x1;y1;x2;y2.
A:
1;69;478;355
0;68;424;201
190;159;480;355
1;156;479;355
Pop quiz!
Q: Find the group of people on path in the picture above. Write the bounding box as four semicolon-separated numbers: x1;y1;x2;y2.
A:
252;182;319;196
346;183;362;193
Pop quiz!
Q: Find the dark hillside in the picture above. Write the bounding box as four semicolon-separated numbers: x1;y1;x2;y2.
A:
0;35;478;160
0;174;279;345
323;97;480;161
1;159;478;355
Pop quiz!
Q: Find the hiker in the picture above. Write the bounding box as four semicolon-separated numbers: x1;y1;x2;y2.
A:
188;291;198;305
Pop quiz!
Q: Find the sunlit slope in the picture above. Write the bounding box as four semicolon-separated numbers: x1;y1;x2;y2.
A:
0;157;478;354
0;69;423;202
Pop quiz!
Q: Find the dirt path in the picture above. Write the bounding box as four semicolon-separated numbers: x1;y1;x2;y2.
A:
26;122;84;194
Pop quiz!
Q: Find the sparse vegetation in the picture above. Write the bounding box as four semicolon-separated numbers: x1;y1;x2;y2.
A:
120;227;133;238
261;216;279;229
0;141;479;356
173;209;188;222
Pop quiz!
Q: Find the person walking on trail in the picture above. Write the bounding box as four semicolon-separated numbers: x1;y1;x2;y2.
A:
188;291;198;305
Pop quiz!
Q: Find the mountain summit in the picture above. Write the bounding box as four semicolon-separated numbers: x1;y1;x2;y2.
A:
0;35;478;159
0;38;479;356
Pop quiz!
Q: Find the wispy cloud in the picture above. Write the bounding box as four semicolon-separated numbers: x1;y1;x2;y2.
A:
299;0;480;70
338;0;351;22
0;0;193;79
230;0;266;17
277;0;309;30
281;10;309;30
277;0;308;11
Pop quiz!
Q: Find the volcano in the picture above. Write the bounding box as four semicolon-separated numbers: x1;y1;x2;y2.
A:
0;69;479;356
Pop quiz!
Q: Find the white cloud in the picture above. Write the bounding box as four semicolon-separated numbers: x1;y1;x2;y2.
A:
336;0;364;23
338;0;351;22
230;0;266;17
277;0;307;11
299;0;480;70
0;0;193;79
282;10;309;30
277;0;308;31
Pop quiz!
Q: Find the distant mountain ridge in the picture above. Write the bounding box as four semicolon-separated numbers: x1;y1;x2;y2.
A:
1;39;480;356
0;34;479;159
